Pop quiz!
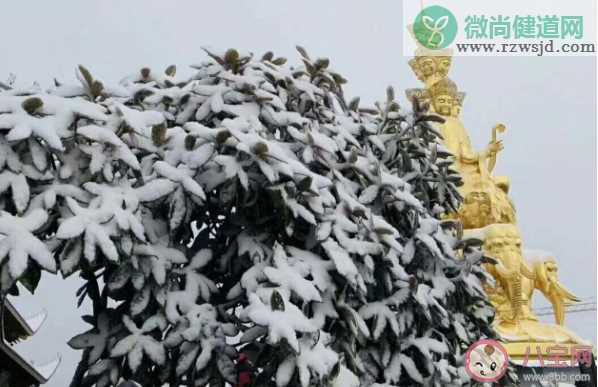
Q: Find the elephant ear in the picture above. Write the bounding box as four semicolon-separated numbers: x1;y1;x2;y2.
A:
521;260;536;280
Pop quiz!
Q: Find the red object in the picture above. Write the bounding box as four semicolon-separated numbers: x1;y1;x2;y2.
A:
236;353;253;387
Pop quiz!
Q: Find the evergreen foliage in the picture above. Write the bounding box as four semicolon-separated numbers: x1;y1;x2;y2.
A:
0;47;504;387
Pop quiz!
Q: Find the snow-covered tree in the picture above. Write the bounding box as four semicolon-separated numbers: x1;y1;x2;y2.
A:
0;47;506;386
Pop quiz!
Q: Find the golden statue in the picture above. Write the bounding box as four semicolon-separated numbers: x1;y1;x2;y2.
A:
408;50;452;88
407;48;590;359
470;224;584;346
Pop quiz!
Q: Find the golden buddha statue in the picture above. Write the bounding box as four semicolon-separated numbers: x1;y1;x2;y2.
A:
407;49;590;359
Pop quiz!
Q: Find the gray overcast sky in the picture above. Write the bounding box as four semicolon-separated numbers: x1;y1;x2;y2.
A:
2;1;595;386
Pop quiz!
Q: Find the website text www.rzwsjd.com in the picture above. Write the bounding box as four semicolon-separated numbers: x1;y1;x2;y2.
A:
455;40;595;55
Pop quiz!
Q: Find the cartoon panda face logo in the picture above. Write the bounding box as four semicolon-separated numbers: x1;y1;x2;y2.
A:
465;339;509;382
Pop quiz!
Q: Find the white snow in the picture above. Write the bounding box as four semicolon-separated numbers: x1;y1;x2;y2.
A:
24;309;47;333
240;293;317;352
263;244;322;302
110;315;167;372
35;356;62;380
0;209;56;281
0;47;497;387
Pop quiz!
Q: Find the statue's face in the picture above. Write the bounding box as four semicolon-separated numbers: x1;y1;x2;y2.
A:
465;192;490;209
438;58;451;76
461;192;492;228
419;58;436;77
433;94;453;116
409;59;425;81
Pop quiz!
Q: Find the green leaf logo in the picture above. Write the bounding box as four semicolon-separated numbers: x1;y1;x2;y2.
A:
414;5;458;49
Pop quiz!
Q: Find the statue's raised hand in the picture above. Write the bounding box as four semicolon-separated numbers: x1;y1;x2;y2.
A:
486;140;504;155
